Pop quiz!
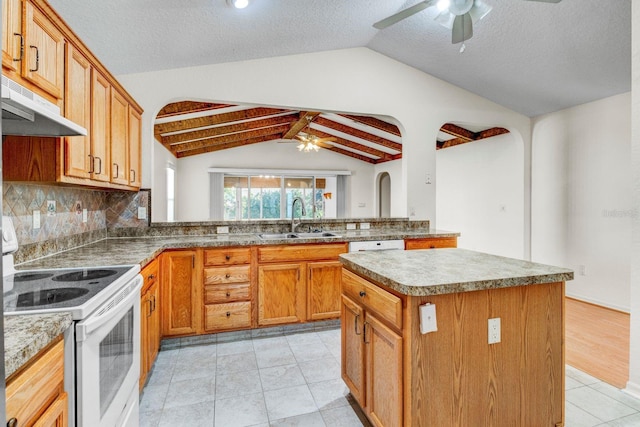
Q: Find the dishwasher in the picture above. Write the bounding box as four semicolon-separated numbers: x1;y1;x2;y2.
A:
348;239;405;252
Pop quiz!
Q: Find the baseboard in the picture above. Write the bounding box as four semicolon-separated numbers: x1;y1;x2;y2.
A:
565;292;630;314
624;381;640;399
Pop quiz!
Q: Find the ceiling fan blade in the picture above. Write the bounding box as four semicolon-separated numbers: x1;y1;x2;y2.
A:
373;0;436;30
315;137;337;144
469;0;492;22
451;13;473;44
523;0;561;3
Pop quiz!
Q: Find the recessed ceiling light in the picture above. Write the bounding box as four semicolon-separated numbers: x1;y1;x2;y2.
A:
227;0;249;9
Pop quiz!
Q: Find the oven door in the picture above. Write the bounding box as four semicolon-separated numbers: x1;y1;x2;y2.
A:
75;275;142;427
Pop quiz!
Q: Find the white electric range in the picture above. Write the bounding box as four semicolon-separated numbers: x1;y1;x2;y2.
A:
2;216;142;427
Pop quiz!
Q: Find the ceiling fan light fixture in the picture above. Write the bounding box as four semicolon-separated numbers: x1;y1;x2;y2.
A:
227;0;249;9
436;0;450;11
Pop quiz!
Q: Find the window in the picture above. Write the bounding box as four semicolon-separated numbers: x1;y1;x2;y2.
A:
166;165;175;221
221;173;338;220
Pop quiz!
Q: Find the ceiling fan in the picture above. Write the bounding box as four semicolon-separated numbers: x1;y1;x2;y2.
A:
279;114;338;152
374;0;562;51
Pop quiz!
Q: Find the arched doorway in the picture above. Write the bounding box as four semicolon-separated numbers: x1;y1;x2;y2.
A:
377;172;391;217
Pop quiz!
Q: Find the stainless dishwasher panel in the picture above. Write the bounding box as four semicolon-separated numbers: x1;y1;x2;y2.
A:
348;240;405;252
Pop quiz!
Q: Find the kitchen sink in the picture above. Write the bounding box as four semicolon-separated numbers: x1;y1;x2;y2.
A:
257;231;341;240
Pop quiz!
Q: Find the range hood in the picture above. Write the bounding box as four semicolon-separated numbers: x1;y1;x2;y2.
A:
1;75;87;137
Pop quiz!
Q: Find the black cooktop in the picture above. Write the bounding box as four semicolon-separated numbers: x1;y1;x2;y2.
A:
3;265;135;315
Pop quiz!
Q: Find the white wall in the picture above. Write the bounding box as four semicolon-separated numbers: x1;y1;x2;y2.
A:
531;93;631;312
174;140;375;221
152;141;176;222
374;159;403;218
627;0;640;399
436;133;524;258
117;48;531;237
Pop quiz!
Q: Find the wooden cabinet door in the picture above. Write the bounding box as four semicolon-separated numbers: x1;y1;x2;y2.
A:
341;295;365;408
365;313;403;427
257;263;305;326
23;1;64;99
64;43;91;179
161;251;199;336
32;392;68;427
110;88;129;185
2;0;22;72
90;69;111;182
148;280;160;366
139;286;150;391
128;106;142;188
308;260;342;320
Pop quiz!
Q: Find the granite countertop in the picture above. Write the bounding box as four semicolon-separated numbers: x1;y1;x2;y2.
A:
17;229;458;270
340;248;574;296
4;313;73;379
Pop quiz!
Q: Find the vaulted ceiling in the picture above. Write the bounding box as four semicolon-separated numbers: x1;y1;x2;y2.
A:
49;0;631;118
154;101;509;161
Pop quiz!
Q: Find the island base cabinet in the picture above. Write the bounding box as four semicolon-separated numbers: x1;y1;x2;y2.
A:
404;282;565;427
341;295;366;406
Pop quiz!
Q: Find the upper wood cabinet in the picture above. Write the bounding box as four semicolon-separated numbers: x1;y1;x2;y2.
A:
2;0;22;72
90;69;111;183
64;43;91;180
110;88;129;186
23;0;64;99
128;107;142;188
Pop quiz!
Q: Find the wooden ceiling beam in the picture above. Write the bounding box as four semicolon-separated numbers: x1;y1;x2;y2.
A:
282;111;321;140
162;113;298;145
156;101;234;119
476;127;509;139
154;107;289;135
314;141;378;164
437;126;510;150
340;114;402;137
314;117;402;152
172;124;291;153
308;129;392;161
176;134;279;158
440;123;475;141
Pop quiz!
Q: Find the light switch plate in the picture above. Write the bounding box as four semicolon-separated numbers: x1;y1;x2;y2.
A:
33;210;41;229
137;207;147;220
82;209;88;223
360;222;370;230
217;226;229;234
346;223;356;230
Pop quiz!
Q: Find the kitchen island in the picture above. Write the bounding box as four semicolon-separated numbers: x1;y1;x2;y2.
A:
339;248;573;427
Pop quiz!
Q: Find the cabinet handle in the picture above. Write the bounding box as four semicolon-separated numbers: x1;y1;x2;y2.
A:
225;273;231;279
151;294;156;311
29;45;38;72
147;299;153;317
13;33;23;62
113;163;119;179
192;255;195;268
7;417;18;427
148;274;155;280
130;169;136;183
359;290;366;298
226;292;231;297
226;312;231;317
363;321;370;344
225;255;231;261
88;155;95;173
95;157;102;175
354;314;361;335
430;245;435;249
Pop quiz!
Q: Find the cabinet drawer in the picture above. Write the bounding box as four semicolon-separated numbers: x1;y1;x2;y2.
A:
258;243;348;263
6;338;64;427
204;283;250;304
141;258;159;292
204;265;250;285
342;269;402;330
204;248;251;266
405;237;457;250
205;302;251;331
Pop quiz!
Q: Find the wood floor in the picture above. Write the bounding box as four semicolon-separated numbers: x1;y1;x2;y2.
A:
565;297;630;389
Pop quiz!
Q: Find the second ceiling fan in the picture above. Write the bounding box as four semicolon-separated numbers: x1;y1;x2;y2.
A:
374;0;562;50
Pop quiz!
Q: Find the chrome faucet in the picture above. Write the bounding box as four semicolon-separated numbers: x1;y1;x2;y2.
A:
291;197;306;232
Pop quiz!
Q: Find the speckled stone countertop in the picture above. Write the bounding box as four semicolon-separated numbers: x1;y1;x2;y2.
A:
4;313;72;379
340;248;574;296
17;229;458;270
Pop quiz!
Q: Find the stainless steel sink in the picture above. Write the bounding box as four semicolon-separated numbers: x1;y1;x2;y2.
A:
257;231;341;240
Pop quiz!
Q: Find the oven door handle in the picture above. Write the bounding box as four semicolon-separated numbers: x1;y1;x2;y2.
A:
76;275;142;341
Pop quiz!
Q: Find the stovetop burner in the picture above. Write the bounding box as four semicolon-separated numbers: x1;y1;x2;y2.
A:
17;287;91;307
13;272;55;282
52;269;118;282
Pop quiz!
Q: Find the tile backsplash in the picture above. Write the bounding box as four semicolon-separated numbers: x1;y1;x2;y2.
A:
2;183;150;263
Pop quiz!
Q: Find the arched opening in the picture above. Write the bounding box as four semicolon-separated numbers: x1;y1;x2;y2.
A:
377;172;391;218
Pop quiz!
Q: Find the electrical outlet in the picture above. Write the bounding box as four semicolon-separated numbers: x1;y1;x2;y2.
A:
137;207;147;220
346;223;356;230
360;222;370;230
217;226;229;234
488;318;501;344
82;209;88;223
33;210;41;229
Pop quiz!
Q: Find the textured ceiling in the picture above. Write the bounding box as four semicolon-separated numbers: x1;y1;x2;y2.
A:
48;0;631;117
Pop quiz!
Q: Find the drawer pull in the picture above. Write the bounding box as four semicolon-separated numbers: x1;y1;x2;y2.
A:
354;314;361;335
359;290;366;298
225;273;231;279
148;274;155;280
226;292;231;297
7;417;18;427
225;255;231;261
226;312;231;317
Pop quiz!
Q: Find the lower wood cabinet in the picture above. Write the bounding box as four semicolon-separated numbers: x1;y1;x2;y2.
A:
307;260;343;320
140;258;160;391
161;250;200;337
6;337;68;427
258;263;306;326
404;236;457;249
341;271;403;427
